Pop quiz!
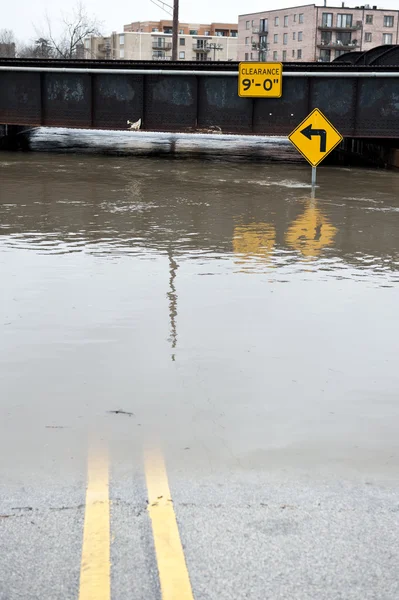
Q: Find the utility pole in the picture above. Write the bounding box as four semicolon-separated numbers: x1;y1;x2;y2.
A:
172;0;179;60
207;43;222;61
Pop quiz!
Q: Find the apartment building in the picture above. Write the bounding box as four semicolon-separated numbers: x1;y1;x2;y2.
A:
238;3;399;62
85;20;238;61
124;20;237;37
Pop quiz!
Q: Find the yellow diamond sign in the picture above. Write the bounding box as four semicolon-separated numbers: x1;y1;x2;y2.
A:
288;108;343;167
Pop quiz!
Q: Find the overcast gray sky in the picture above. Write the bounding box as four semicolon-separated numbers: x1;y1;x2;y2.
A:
4;0;399;41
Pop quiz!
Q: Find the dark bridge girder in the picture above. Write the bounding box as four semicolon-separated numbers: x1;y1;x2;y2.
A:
0;62;399;138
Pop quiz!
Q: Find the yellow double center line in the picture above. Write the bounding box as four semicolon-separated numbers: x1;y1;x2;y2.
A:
79;446;110;600
145;448;194;600
78;443;194;600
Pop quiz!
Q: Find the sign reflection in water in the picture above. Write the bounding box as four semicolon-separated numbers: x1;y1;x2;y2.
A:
285;200;337;258
233;200;337;268
233;223;276;271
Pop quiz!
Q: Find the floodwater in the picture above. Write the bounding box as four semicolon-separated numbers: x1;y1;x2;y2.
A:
1;132;399;599
1;131;399;476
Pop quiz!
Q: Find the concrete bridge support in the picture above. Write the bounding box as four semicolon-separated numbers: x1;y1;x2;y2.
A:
334;138;399;169
0;124;32;150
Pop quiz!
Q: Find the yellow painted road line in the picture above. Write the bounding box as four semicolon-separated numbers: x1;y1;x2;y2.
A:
145;448;194;600
79;444;110;600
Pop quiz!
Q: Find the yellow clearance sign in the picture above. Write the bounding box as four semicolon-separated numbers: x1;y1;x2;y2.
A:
238;62;283;98
288;108;343;167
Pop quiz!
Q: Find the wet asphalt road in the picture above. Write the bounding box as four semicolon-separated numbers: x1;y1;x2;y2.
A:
1;133;399;599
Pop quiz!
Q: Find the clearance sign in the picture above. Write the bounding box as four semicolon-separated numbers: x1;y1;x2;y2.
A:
238;62;283;98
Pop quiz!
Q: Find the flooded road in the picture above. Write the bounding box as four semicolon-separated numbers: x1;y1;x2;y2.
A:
1;140;399;600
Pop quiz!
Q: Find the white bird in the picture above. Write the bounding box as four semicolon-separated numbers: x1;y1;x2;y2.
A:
127;118;142;131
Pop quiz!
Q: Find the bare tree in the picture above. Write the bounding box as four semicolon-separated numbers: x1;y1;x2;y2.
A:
40;1;101;59
18;38;54;59
0;29;16;57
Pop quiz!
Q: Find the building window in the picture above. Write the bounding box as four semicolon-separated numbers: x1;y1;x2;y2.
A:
283;33;288;44
179;51;185;59
282;50;287;60
297;49;302;58
275;16;279;26
152;28;159;32
119;48;125;58
252;20;255;26
320;49;331;62
259;34;267;53
260;18;268;32
245;37;249;45
284;16;289;27
245;52;249;60
273;50;278;60
196;39;208;49
298;31;303;41
299;13;304;23
179;29;184;34
190;30;198;35
246;21;250;29
384;16;394;27
322;13;333;27
293;14;297;22
337;14;353;28
119;34;125;45
321;31;332;44
336;31;351;45
335;49;346;57
274;34;278;43
364;32;372;42
365;14;373;24
383;33;393;44
231;31;238;37
180;38;185;46
250;52;253;59
292;49;295;57
293;32;296;40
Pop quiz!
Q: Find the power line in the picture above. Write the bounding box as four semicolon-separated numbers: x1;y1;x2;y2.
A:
150;0;173;16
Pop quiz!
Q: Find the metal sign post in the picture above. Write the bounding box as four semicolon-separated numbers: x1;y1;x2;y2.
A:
311;166;317;188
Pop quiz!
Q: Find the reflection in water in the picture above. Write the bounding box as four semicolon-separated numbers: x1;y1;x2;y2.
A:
233;223;276;271
167;250;178;361
285;199;337;258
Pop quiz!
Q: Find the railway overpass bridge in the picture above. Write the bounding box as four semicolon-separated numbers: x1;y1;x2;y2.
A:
0;52;399;160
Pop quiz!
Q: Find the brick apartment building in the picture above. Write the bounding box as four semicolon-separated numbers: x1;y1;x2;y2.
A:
238;3;399;62
85;20;238;61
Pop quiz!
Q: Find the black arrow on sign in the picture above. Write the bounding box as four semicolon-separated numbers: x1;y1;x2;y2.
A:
300;124;327;152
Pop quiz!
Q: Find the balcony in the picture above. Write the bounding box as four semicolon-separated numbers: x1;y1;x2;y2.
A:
152;41;172;50
193;44;211;52
152;54;171;60
318;23;362;32
317;41;359;50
